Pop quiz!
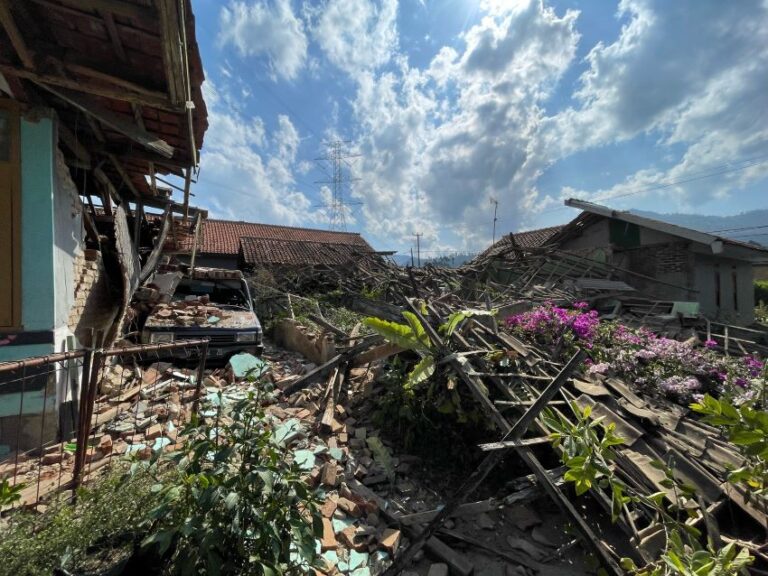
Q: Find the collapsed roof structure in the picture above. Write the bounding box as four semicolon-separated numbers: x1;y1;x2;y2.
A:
0;0;209;358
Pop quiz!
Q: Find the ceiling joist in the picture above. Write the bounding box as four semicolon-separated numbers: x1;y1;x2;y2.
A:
157;0;185;107
0;62;180;112
100;10;127;62
0;0;35;69
35;82;175;159
32;0;155;23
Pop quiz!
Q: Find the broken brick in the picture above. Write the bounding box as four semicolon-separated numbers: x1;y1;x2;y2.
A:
145;424;163;440
99;435;113;454
321;496;338;518
320;462;338;487
337;496;362;517
380;528;401;555
321;518;338;551
41;452;63;466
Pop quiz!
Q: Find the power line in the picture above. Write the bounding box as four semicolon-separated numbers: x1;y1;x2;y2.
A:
705;224;768;234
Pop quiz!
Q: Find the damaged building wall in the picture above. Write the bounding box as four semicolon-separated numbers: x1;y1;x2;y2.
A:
0;113;87;361
53;146;84;349
694;254;755;325
0;112;58;453
0;115;91;450
0;112;56;362
557;216;756;324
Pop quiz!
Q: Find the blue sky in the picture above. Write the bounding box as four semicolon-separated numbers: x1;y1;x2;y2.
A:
186;0;768;258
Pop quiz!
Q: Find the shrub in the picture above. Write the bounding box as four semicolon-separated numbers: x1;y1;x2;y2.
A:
507;303;766;406
0;464;162;576
755;280;768;306
138;392;322;575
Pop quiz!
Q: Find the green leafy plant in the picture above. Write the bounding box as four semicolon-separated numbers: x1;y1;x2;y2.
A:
0;478;23;507
690;394;768;499
363;308;496;390
622;534;753;576
0;464;163;576
138;392;322;575
543;404;629;520
544;403;753;575
363;311;436;390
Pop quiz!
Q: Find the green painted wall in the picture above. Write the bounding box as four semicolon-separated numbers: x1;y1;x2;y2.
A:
0;115;55;362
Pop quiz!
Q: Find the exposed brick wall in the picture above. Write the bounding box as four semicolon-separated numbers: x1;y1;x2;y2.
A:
620;241;692;277
67;249;117;347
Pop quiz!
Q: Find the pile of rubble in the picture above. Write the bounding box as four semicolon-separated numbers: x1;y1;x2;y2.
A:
208;343;589;576
263;296;767;576
148;297;230;327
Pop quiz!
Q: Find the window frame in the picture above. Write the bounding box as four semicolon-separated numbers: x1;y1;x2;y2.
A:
0;98;21;330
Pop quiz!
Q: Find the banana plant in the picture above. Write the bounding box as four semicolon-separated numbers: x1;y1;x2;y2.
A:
362;307;496;390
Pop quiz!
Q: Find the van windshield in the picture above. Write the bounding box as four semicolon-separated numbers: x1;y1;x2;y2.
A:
173;278;250;310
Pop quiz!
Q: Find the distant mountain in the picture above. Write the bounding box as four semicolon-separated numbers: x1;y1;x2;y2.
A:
389;254;413;267
631;209;768;247
388;252;476;268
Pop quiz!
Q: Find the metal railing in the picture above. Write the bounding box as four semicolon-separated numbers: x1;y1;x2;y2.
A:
0;338;208;510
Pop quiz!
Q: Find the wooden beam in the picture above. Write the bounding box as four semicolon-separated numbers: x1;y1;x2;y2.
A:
189;211;202;272
182;166;191;222
132;103;157;195
157;0;185;106
0;1;35;69
36;83;174;158
45;0;155;22
94;166;118;211
94;144;187;170
100;10;126;61
139;204;172;283
63;62;170;105
108;153;140;198
58;122;92;166
86;114;106;143
0;63;179;112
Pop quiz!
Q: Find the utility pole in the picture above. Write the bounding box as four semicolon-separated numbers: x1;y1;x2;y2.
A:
490;197;499;244
415;233;423;267
315;140;362;231
410;247;414;267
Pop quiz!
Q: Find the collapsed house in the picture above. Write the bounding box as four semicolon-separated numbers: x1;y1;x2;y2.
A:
0;0;209;455
473;199;768;327
0;0;209;361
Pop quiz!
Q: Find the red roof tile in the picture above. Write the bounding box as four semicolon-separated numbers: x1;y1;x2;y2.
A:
511;225;566;248
191;219;374;256
473;225;565;262
239;237;374;267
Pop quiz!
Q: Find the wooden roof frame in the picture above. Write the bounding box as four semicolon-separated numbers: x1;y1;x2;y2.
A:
0;0;208;214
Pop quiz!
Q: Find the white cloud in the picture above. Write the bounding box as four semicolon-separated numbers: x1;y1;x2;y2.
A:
311;0;399;77
209;0;768;252
540;0;768;206
350;0;579;250
219;0;308;81
195;80;314;226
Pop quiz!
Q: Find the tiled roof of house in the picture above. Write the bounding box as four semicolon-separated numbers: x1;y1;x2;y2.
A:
472;224;566;263
187;219;374;256
510;225;566;249
239;237;374;267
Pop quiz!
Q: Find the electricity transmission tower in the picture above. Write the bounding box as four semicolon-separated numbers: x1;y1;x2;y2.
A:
315;140;362;231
